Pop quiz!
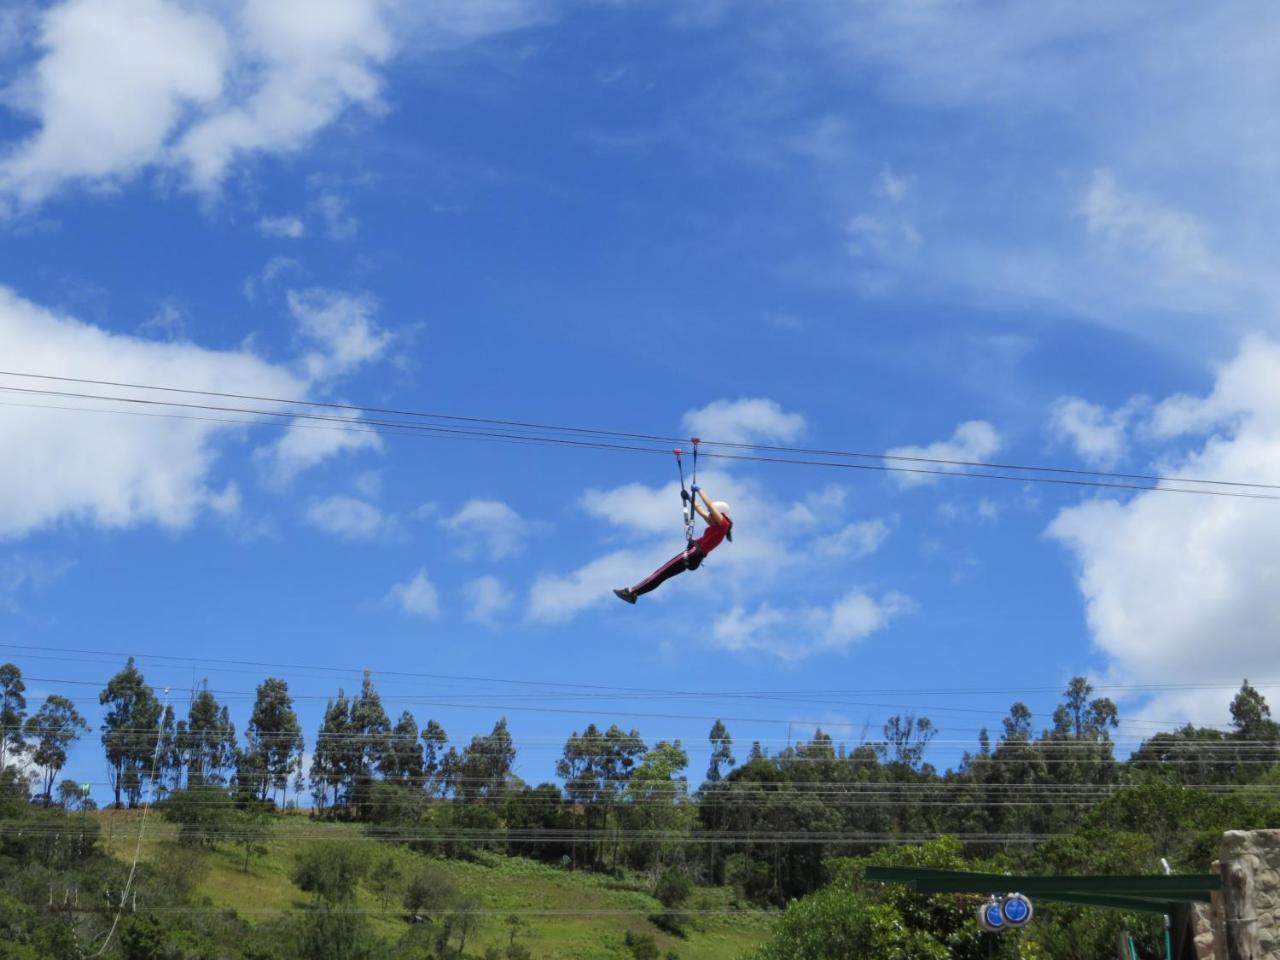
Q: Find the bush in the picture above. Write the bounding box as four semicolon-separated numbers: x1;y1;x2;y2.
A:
293;843;369;904
401;866;457;920
624;930;661;960
160;787;234;849
654;867;693;908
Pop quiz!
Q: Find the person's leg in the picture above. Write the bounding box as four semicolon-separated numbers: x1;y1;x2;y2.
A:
620;547;702;600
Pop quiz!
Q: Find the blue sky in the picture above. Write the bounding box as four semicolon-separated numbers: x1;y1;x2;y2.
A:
4;0;1280;799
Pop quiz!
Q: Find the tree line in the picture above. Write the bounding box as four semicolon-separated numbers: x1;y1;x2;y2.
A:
5;658;1280;907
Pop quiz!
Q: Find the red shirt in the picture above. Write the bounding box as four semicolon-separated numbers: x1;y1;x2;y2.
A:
694;515;732;554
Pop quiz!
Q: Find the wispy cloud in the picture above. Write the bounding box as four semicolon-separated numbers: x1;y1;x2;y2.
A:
884;420;1001;487
388;569;440;619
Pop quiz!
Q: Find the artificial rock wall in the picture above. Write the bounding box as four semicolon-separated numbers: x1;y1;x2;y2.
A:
1218;830;1280;960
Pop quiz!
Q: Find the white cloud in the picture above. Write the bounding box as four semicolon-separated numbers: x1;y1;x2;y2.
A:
138;298;189;340
257;409;383;485
884;420;1001;487
877;166;909;202
528;548;652;623
1080;170;1226;282
441;499;528;560
846;212;920;258
174;0;394;190
464;575;512;625
538;469;895;626
712;590;912;661
304;495;384;539
0;0;227;206
242;256;301;302
581;482;679;537
813;519;889;560
0;554;74;612
1050;396;1133;469
0;285;304;538
388;568;440;619
1048;336;1280;724
257;214;305;239
0;0;554;208
354;470;382;498
314;192;358;240
681;397;806;445
408;0;555;47
287;288;391;381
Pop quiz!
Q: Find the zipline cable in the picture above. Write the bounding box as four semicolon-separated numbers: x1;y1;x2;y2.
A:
1;371;1278;497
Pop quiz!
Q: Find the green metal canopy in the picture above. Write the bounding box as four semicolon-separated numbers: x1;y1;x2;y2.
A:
863;866;1220;914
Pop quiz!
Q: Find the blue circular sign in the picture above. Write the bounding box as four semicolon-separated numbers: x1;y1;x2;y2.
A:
1001;894;1032;925
983;903;1005;929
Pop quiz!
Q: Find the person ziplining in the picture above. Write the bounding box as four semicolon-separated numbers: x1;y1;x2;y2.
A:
614;439;733;605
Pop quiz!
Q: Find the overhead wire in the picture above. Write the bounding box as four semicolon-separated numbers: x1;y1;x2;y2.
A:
3;369;1278;491
1;372;1278;499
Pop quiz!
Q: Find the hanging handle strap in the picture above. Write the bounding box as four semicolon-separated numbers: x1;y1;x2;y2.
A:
674;448;694;548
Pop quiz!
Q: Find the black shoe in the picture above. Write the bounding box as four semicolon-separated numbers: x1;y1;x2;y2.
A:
613;588;637;605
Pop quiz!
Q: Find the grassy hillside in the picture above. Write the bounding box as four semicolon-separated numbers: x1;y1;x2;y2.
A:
96;811;774;959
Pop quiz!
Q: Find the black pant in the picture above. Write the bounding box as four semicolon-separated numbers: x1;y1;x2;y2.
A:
632;545;705;597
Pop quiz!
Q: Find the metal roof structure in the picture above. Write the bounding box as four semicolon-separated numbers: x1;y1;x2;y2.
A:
863;866;1220;914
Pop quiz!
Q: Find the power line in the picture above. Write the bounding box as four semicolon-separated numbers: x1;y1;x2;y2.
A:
5;641;1269;707
1;372;1278;499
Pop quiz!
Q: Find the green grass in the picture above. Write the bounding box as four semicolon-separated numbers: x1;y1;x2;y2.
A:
95;811;774;959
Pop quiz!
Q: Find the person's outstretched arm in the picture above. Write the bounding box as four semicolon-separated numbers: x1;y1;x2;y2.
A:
694;487;724;526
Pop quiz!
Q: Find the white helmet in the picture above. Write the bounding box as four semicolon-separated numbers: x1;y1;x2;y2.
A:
713;501;731;516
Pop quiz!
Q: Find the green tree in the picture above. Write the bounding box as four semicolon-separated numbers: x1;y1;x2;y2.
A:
706;719;734;783
558;723;646;868
367;855;402;910
99;658;162;808
161;785;235;848
310;690;351;811
244;677;304;805
119;914;173;960
23;695;88;802
382;710;424;787
182;686;237;788
878;713;936;771
421;719;449;796
621;740;690;870
348;672;390;816
654;866;693;908
625;931;662;960
294;842;369;903
402;866;457;921
293;904;386;960
447;895;483;957
0;663;27;774
459;717;517;804
1230;679;1279;740
236;803;272;873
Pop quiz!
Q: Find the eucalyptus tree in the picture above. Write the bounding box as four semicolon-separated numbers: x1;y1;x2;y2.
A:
244;677;304;804
0;662;26;773
24;694;88;801
99;657;162;808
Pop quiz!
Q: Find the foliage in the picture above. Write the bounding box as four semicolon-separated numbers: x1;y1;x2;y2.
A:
402;864;458;920
99;657;162;808
655;866;694;908
294;841;370;903
750;884;948;960
0;663;26;775
23;695;88;801
243;678;304;804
